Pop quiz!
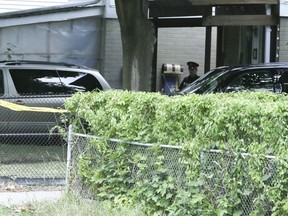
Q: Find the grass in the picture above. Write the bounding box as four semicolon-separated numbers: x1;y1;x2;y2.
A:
0;143;67;164
1;161;66;178
0;206;11;216
1;143;67;179
0;193;145;216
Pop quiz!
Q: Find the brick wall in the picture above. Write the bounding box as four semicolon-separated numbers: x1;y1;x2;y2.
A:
279;17;288;62
102;20;217;91
157;27;217;91
102;20;123;89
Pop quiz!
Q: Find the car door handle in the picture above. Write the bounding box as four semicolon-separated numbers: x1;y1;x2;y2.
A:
14;100;25;105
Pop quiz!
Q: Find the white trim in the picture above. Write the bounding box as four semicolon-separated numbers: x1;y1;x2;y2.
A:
280;0;288;17
0;0;69;13
0;6;104;27
265;5;271;63
104;0;117;18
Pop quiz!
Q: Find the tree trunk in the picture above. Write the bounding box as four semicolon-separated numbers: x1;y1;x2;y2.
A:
115;0;155;91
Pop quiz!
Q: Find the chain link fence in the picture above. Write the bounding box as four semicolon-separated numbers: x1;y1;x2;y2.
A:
0;95;68;186
200;150;277;215
68;126;279;215
67;128;186;199
1;100;280;216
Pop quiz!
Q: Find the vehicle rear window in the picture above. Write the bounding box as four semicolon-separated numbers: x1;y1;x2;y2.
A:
10;69;103;95
57;71;103;91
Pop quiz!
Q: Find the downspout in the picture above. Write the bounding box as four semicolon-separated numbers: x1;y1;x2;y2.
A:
265;5;271;63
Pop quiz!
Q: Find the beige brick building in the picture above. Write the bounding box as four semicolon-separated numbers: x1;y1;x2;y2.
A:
0;0;287;92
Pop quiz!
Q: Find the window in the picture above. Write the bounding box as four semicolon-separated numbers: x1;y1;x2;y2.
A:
10;69;64;95
10;69;103;96
57;71;103;92
225;70;274;92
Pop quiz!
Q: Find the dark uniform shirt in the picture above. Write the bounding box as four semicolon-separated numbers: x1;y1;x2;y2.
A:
179;75;200;90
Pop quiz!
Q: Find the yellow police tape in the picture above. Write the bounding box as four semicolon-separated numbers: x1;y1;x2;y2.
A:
0;99;67;113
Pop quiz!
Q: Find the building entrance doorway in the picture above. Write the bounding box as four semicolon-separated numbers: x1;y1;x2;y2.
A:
220;26;265;66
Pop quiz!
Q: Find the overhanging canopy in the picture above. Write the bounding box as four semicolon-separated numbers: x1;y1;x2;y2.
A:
149;0;279;27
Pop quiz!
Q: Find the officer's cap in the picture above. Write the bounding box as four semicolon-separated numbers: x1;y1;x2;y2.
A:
187;61;199;67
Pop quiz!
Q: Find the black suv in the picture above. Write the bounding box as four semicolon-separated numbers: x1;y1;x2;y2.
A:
179;63;288;94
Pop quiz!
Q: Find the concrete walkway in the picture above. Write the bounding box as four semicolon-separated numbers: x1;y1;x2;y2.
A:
0;190;63;206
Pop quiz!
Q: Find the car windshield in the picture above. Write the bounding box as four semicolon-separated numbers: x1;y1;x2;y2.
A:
179;66;233;94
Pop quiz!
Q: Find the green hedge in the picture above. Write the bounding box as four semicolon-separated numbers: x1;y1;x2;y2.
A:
65;90;288;155
64;90;288;215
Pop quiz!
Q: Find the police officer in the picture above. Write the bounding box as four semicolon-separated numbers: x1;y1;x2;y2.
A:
179;61;200;90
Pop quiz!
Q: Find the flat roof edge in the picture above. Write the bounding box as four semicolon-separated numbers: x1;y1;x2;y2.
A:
0;0;103;19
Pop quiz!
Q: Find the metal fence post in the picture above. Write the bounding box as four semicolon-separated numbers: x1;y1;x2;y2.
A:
66;124;73;192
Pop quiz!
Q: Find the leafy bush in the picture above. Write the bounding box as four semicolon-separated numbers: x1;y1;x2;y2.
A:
65;90;288;152
64;90;288;215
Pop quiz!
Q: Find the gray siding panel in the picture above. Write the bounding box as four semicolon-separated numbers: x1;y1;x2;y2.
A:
0;17;102;68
